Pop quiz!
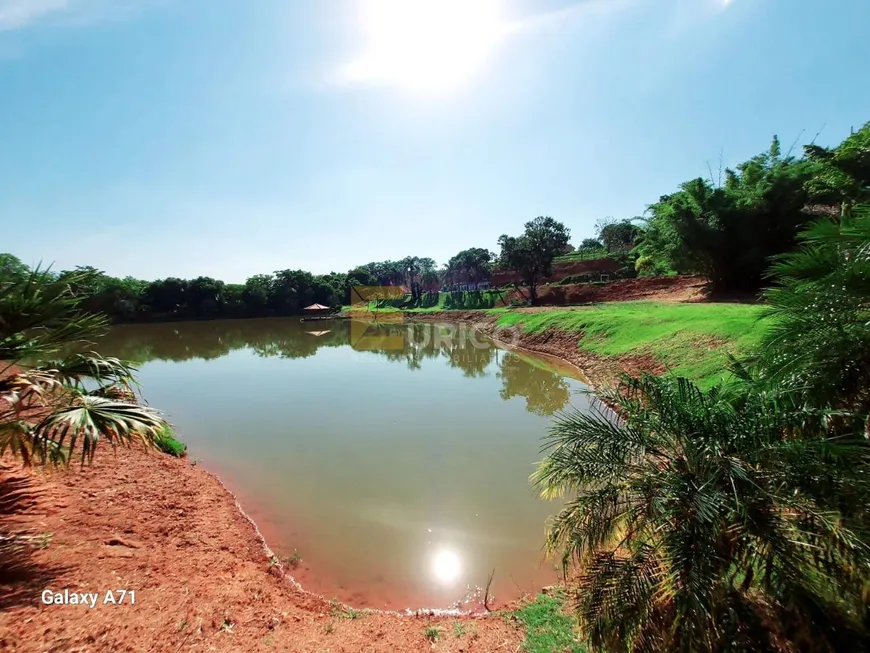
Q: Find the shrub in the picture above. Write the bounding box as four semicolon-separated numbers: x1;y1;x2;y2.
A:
556;273;598;285
154;425;187;457
634;254;655;274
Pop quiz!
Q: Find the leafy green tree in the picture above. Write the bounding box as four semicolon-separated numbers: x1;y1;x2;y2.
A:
498;217;571;304
420;268;440;292
222;283;247;316
143;277;189;315
804;121;870;207
447;247;494;286
638;132;861;293
640;178;738;286
187;276;225;316
0;253;31;283
243;274;273;314
93;275;148;318
310;272;344;308
595;218;643;252
1;268;166;466
580;238;602;249
346;266;377;287
271;269;315;313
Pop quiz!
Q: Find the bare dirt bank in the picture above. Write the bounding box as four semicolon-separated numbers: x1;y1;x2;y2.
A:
0;447;525;652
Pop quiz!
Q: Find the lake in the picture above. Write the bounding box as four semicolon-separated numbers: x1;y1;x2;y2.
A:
97;317;593;610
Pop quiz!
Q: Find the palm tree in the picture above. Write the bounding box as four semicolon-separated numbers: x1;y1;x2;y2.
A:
420;269;440;293
534;208;870;651
752;205;870;414
534;376;870;652
1;267;166;466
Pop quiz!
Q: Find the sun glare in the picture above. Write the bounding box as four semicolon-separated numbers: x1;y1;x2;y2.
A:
431;548;463;584
342;0;508;94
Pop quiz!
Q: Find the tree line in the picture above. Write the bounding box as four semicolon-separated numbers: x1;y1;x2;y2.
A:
0;251;499;322
6;121;864;317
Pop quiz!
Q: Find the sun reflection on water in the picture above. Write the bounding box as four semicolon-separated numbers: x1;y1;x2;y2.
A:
431;548;462;585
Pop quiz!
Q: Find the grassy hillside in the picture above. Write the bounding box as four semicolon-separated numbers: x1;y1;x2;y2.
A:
491;302;767;388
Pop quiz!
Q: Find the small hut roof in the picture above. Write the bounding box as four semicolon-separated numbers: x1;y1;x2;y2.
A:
303;303;331;311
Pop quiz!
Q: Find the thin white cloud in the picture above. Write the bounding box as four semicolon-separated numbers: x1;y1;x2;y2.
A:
0;0;166;33
0;0;68;32
507;0;638;35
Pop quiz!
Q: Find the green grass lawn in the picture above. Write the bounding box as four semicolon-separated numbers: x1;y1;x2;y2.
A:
490;301;768;388
509;592;587;653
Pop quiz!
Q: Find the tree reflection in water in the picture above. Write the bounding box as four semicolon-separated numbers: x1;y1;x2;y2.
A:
497;352;572;416
97;318;574;415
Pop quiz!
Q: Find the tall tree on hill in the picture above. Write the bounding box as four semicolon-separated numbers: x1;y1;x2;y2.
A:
804;121;870;207
498;216;570;304
595;218;643;252
447;247;494;285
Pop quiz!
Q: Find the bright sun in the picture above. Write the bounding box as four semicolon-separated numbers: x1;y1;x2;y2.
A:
342;0;508;93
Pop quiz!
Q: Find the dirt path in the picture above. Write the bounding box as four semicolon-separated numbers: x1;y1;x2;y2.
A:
0;448;525;652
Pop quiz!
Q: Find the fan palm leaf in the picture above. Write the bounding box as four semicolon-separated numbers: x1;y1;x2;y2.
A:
1;264;169;467
535;374;870;652
29;395;164;465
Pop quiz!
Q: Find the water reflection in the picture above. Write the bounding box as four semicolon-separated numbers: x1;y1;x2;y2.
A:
97;318;578;415
498;353;573;417
431;548;462;585
95;317;589;608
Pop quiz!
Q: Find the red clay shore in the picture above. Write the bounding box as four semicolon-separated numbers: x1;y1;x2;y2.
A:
1;280;705;651
0;447;526;652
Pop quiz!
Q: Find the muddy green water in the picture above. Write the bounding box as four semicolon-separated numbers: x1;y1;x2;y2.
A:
98;318;592;610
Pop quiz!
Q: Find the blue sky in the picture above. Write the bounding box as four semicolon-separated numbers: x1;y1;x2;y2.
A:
1;0;868;283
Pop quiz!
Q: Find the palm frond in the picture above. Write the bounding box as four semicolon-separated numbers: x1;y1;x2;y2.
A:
30;395;165;466
39;352;142;390
0;265;109;361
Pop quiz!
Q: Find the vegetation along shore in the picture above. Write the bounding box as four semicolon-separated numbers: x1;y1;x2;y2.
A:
2;117;869;652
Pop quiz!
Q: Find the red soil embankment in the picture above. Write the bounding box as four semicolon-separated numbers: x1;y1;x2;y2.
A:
491;257;621;287
0;448;525;652
504;275;707;306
